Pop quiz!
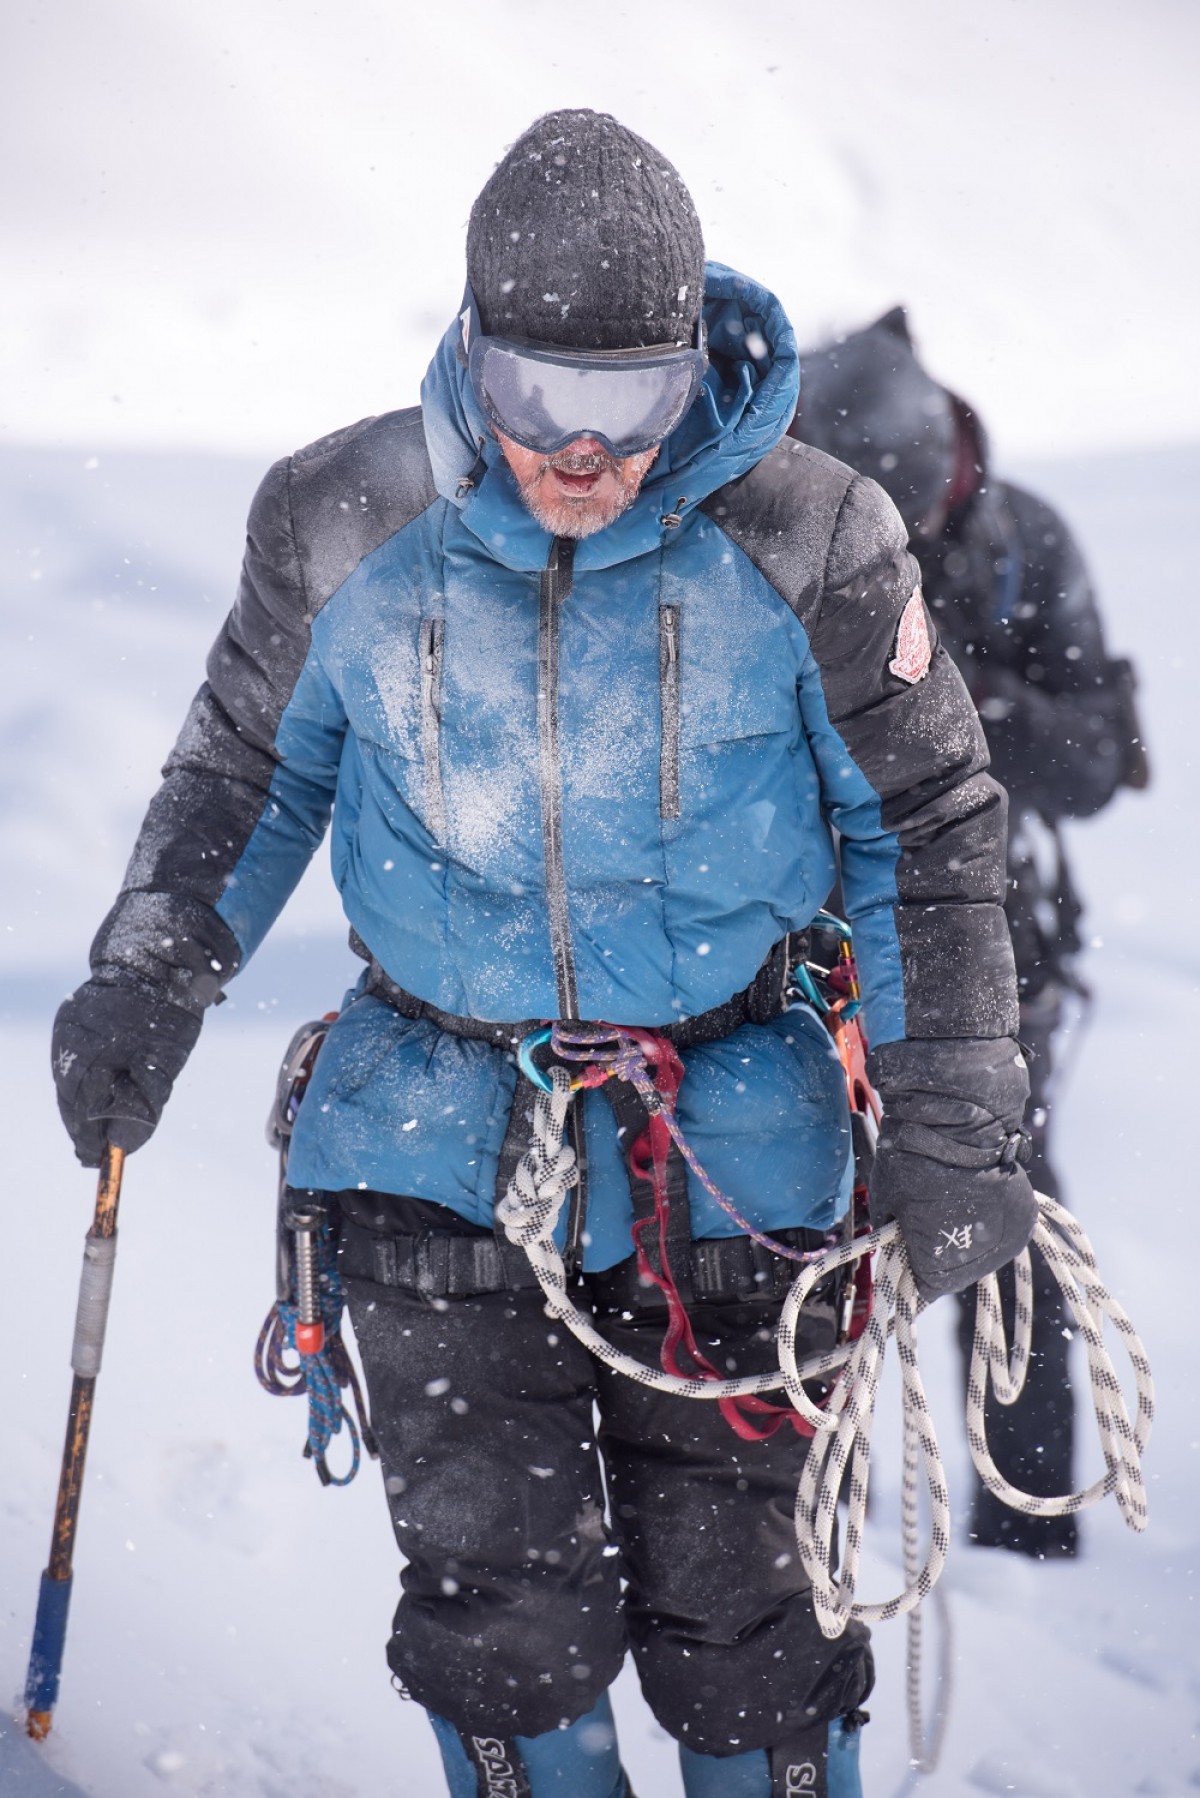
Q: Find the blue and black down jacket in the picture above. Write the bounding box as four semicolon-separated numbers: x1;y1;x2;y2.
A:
89;264;1017;1270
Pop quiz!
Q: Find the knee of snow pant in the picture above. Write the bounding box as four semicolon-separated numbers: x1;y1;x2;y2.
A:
592;1297;874;1755
345;1278;626;1735
427;1693;627;1798
678;1713;865;1797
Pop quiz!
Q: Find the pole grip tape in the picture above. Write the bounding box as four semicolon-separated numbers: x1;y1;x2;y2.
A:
70;1231;118;1378
24;1570;73;1714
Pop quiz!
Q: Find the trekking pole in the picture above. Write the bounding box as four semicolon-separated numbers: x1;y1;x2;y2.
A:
25;1144;126;1740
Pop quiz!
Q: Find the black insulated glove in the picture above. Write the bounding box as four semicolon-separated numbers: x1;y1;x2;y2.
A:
51;976;202;1168
867;1036;1038;1302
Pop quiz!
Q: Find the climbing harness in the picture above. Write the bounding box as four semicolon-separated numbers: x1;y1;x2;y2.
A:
500;917;878;1440
254;1016;378;1487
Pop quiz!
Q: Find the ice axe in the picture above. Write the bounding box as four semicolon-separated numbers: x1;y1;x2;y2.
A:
25;1144;125;1740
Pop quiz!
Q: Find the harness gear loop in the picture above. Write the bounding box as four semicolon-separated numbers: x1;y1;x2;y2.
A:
255;1015;379;1487
254;1218;378;1487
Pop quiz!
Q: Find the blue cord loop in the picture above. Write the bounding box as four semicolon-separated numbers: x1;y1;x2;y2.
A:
254;1225;378;1488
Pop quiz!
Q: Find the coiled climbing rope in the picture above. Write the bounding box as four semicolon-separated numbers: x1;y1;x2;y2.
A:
498;1054;1155;1649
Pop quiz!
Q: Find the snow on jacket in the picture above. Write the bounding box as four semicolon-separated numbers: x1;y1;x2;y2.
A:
85;263;1018;1269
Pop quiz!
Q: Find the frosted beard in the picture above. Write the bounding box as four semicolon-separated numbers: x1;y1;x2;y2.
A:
510;444;661;540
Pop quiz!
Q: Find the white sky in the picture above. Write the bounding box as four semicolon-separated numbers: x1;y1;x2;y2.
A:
3;0;1198;461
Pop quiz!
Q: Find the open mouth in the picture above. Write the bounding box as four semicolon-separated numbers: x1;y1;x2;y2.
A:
543;450;615;500
549;467;604;496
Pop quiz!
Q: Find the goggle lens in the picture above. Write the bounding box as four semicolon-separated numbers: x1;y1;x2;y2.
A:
469;336;706;458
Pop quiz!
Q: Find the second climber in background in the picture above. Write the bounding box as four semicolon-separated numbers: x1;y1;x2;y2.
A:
791;308;1148;1557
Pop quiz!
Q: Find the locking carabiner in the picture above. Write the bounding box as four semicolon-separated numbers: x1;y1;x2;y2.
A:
517;1026;556;1093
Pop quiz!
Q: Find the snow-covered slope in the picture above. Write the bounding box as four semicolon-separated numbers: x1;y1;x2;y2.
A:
3;0;1198;463
1;442;1196;1794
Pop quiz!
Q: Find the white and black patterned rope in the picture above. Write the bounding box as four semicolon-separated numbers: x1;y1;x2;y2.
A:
496;1066;853;1400
777;1224;953;1636
499;1073;1155;1636
966;1199;1153;1529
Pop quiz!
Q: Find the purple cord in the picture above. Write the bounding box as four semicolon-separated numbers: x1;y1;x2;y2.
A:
548;1022;828;1266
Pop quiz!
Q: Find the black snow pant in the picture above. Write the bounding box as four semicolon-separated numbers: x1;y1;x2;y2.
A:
955;985;1078;1555
341;1217;873;1756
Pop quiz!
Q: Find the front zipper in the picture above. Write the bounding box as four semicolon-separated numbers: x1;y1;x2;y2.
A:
659;603;681;820
419;616;447;846
537;537;579;1019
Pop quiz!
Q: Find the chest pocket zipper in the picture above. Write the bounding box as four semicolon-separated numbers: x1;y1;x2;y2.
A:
419;616;447;846
659;604;681;821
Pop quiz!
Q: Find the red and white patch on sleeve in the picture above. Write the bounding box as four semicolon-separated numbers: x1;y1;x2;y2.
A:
888;586;932;684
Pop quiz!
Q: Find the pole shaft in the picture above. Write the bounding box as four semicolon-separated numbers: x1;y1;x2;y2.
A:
25;1145;125;1737
91;1145;124;1240
47;1376;96;1580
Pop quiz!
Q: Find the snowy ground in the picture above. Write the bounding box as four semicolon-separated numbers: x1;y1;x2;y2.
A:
1;438;1196;1797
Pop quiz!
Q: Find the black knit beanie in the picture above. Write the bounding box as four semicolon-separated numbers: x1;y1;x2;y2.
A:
467;109;705;351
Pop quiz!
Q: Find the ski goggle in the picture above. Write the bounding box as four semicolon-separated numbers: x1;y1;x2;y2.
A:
464;306;708;459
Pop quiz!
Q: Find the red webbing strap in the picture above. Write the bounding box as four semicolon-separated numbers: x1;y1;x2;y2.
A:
828;1005;878;1348
625;1031;815;1442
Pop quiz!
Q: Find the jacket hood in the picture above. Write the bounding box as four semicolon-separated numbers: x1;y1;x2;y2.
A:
420;261;800;573
793;306;990;537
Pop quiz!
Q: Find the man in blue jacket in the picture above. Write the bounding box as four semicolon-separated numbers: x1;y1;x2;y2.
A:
52;111;1036;1798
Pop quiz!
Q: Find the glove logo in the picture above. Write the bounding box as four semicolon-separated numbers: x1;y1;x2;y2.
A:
785;1764;818;1792
888;586;932;684
935;1223;974;1257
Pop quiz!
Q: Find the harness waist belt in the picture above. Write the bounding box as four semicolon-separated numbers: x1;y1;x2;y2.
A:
339;1221;543;1296
339;1217;830;1304
593;1227;831;1309
350;929;805;1050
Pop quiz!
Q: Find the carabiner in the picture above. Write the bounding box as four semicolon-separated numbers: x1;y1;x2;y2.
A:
789;963;831;1015
517;1026;556;1093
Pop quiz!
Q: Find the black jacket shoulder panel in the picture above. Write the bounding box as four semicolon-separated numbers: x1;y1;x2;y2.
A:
287;407;440;616
700;438;861;628
205;408;437;757
823;465;909;593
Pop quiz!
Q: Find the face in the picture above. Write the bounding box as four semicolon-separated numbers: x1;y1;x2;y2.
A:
496;432;660;540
